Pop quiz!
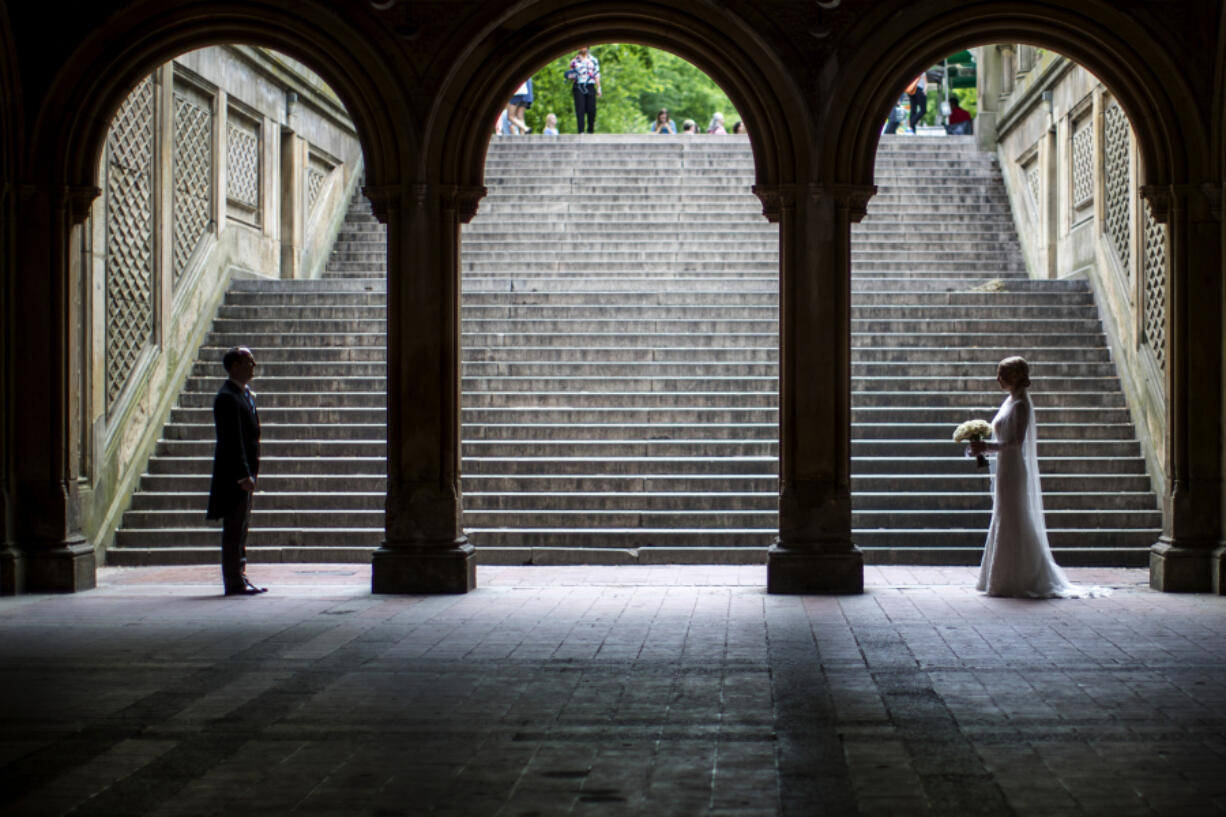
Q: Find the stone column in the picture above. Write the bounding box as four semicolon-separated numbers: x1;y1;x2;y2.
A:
975;47;1002;151
756;183;871;594
0;177;16;594
1144;184;1224;592
368;182;483;594
280;132;304;279
999;45;1016;98
1;183;99;593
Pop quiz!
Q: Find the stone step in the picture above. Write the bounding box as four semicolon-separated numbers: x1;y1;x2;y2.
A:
171;387;1128;410
151;437;1143;461
163;404;1131;426
157;418;1138;443
101;543;1149;567
108;529;1153;564
130;488;1153;512
218;289;1093;307
132;471;1153;495
470;209;775;222
117;506;1161;531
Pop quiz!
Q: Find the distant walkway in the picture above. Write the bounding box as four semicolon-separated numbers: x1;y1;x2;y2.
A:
1;566;1221;817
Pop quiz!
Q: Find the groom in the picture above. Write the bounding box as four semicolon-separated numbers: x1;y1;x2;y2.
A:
205;346;267;596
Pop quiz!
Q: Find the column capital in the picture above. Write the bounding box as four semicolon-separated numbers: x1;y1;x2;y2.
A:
64;185;102;226
15;183;102;226
362;182;488;224
828;183;877;223
752;183;796;222
1140;182;1221;223
362;183;401;223
753;183;875;223
438;184;487;223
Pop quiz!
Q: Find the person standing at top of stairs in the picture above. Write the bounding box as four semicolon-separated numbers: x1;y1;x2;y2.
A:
907;72;927;134
568;47;601;133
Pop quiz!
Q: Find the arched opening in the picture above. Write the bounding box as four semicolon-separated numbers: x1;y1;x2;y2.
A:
10;5;409;592
424;4;806;194
824;6;1216;591
89;45;375;570
846;44;1167;570
400;3;861;594
460;43;772;561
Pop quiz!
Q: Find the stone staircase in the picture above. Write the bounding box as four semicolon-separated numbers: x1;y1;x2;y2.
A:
110;134;1160;566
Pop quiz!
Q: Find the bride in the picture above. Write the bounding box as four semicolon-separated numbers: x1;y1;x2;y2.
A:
968;357;1106;598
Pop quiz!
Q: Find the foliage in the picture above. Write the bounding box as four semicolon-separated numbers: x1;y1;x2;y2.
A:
519;44;739;134
955;87;979;119
922;86;978;126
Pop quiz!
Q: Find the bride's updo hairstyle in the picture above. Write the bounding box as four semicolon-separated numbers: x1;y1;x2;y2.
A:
997;356;1031;388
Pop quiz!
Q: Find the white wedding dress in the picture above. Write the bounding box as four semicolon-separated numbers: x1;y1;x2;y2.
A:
976;392;1106;598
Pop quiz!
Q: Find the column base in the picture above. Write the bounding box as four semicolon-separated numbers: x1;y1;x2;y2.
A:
767;542;863;595
1213;547;1226;595
1150;541;1214;592
24;538;96;593
372;538;476;594
0;545;27;595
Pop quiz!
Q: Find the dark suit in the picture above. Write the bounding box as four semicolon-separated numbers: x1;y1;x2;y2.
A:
206;380;260;592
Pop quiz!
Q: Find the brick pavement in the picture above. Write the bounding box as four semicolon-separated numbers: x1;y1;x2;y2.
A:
0;565;1222;816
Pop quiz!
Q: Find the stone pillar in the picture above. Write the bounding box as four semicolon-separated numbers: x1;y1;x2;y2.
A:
999;45;1016;98
1017;45;1035;74
280;132;304;279
1042;114;1059;279
0;177;16;594
1145;184;1224;592
1;183;99;593
756;183;871;594
368;182;483;594
975;47;1002;151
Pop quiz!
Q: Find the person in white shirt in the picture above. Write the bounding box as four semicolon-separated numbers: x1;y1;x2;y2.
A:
507;77;533;134
568;46;601;133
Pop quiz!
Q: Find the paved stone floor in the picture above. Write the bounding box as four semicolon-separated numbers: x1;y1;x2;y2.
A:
0;564;1223;817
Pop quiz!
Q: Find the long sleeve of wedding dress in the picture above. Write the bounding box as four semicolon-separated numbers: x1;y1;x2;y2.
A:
976;394;1108;598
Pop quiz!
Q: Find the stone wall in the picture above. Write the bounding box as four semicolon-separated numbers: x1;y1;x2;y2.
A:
80;46;362;559
983;47;1168;495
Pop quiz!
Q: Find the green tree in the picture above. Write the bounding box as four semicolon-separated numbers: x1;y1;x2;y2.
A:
522;44;738;134
921;85;978;126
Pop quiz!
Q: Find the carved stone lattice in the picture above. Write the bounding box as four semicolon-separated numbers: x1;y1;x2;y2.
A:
105;76;155;409
306;166;326;211
1071;124;1093;207
172;90;212;284
1025;160;1040;215
226;122;259;208
1141;197;1167;370
1102;102;1132;271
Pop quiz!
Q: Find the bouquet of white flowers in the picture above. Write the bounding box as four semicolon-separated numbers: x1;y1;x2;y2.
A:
953;419;992;468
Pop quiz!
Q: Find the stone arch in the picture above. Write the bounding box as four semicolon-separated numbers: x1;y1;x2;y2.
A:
30;3;412;195
1215;7;1226;185
425;1;810;195
822;6;1205;190
824;4;1220;592
390;1;866;596
8;2;416;593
